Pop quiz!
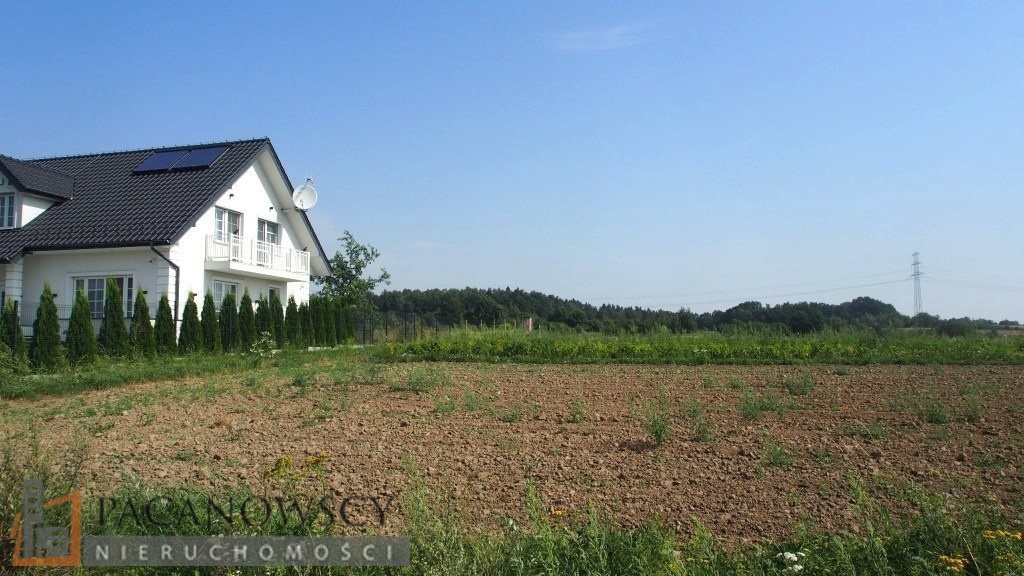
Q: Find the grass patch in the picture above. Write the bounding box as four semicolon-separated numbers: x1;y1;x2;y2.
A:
496;406;523;423
679;397;713;442
690;415;714;442
462;390;486;412
569;397;587;423
782;374;815;396
389;365;450;394
0;354;260;400
727;375;747;389
762;437;795;467
918;396;950;425
643;411;671;446
739;389;785;420
434;396;457;415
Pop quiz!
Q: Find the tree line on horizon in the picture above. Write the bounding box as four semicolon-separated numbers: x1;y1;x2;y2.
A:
370;287;1019;335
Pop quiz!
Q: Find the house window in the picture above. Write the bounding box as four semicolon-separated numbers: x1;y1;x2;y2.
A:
268;287;281;303
257;220;280;245
212;280;238;306
0;194;14;229
74;275;134;318
214;207;242;240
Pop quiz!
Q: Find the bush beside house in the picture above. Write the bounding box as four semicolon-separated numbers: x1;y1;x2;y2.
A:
3;286;355;374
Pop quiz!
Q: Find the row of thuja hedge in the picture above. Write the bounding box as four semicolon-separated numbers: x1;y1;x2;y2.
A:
0;278;356;373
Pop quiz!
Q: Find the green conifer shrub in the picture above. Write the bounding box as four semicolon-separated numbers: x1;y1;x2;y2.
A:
306;297;321;346
238;289;256;352
285;296;300;346
129;291;156;357
219;293;239;352
98;278;130;357
154;293;176;354
179;292;202;355
66;289;98;365
199;291;220;354
298;302;312;347
30;283;67;371
270;292;285;349
0;299;29;371
324;298;338;346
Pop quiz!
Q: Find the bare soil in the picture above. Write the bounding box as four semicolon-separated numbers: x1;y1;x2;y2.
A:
4;362;1023;543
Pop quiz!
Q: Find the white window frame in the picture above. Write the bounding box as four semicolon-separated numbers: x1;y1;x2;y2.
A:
72;274;134;318
212;279;239;307
257;219;280;245
268;286;282;303
214;207;243;241
0;194;15;229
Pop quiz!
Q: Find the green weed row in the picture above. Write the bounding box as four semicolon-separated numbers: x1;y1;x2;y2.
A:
386;329;1024;365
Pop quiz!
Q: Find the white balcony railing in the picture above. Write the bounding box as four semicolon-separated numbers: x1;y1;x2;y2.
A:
206;234;310;276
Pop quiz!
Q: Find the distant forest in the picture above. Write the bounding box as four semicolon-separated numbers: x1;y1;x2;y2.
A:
370;288;1019;335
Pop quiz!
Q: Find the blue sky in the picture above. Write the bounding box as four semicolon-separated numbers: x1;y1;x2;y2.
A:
3;2;1022;320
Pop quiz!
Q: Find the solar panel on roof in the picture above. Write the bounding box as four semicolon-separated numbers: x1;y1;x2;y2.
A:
171;146;228;170
134;149;189;172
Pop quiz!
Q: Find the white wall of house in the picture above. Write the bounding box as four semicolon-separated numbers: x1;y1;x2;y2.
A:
0;173;57;228
168;160;312;322
21;248;161;311
21;193;55;226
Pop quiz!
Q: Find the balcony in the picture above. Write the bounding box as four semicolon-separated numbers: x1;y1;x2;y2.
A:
205;234;310;281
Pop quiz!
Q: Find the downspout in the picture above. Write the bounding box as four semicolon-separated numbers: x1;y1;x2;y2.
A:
150;242;181;326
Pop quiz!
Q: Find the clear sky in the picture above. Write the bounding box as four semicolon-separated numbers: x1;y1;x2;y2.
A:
3;2;1022;320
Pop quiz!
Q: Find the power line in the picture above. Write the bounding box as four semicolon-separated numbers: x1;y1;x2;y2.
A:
596;270;908;302
678;278;910;308
929;278;1024;294
927;269;1024;283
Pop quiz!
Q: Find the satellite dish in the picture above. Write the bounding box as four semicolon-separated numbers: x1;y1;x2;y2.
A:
292;178;318;210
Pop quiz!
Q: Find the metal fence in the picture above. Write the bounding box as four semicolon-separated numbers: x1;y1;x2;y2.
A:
15;300;152;337
348;309;457;345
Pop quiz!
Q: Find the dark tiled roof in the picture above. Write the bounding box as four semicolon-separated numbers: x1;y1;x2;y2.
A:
0;138;271;262
0;155;74;199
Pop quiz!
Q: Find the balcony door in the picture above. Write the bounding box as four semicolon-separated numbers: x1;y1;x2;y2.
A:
214;207;243;260
256;220;280;267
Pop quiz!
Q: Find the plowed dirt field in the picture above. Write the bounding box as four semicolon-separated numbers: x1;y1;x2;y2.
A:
4;362;1022;542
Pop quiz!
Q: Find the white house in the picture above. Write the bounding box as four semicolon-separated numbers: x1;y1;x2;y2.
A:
0;138;330;331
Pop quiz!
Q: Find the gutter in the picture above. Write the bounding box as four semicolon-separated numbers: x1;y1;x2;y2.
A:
149;242;181;326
